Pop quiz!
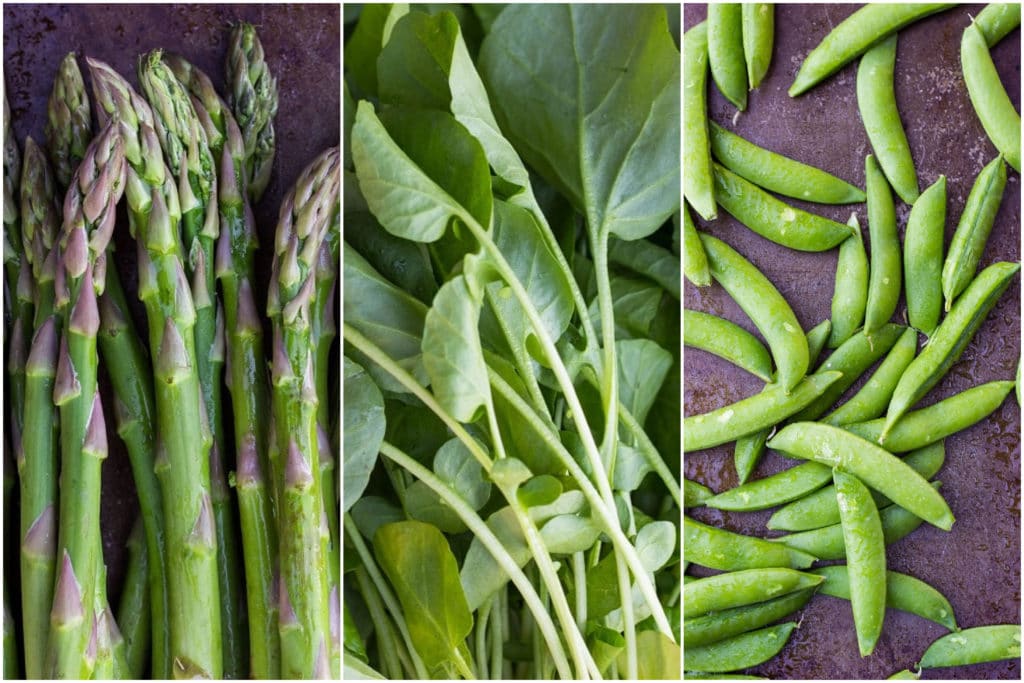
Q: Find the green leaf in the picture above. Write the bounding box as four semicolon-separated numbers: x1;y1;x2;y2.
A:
516;474;562;508
609;236;681;300
616;339;673;424
349;496;405;541
489;457;532;490
586;623;626;675
624;630;681;680
539;514;601;554
421;274;490;423
635;520;676;572
434;438;491;510
479;4;680;240
344;4;402;97
404;481;466;533
373;521;474;674
612;443;652;493
344;651;386;680
343;358;386;511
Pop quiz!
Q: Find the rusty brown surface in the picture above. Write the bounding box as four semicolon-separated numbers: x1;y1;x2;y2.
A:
685;4;1020;679
3;3;339;600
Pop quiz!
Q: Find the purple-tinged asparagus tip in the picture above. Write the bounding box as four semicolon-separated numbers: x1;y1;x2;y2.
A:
213;304;225;364
219;135;242;207
271;327;290;385
201;186;219;240
285;439;313;491
7;318;27;374
214;224;231;279
283;275;316;327
69;265;100;337
17;257;34;303
85;617;98;663
172;259;197;324
314;637;330;679
135;238;157;300
237;278;261;334
53;336;81;406
301;355;317;405
92;251;107;296
235;434;262;489
51;551;85;624
156;317;191;384
83;391;108;460
97;287;127;336
27;316;59;376
190;245;211;308
146;178;176;253
189;493;215;550
279;576;297;628
329;586;340;640
317;424;333;467
62;224;89;281
22;504;57;560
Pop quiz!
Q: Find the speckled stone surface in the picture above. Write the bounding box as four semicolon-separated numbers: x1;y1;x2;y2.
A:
3;3;339;601
685;4;1020;679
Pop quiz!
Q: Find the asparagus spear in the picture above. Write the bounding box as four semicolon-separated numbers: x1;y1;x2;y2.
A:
268;147;339;677
226;22;279;202
3;583;18;680
218;111;281;678
46;120;125;678
44;53;92;190
116;519;151;678
89;57;221;678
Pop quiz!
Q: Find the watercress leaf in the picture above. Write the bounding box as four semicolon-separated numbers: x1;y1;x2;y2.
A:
583;552;621;619
343;357;386;511
373;521;474;673
489;457;532;490
343;82;356;169
539;514;601;554
349;496;406;541
344;3;407;98
634;520;676;573
587;275;664;339
516;474;562;508
343;602;368;662
460;506;530;610
528;490;587;522
616;338;673;424
343;242;429;392
377;11;460;111
434;438;491;510
344;651;386;680
608;236;681;300
351;101;491;244
586;623;626;676
612;442;652;493
472;4;507;33
479;4;680;240
385;400;450;466
623;630;681;680
422;274;490;423
404;481;466;533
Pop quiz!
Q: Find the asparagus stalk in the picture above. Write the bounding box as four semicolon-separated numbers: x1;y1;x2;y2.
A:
312;231;339;564
226;22;279;202
44;53;92;190
3;459;20;681
89;57;222;677
116;519;151;678
108;610;130;680
268;147;339;677
4;84;22;304
218;112;281;678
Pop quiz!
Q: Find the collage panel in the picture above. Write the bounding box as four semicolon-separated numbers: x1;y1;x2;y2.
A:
684;3;1020;680
343;3;681;680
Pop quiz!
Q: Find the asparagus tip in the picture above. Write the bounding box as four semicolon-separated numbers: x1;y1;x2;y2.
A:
82;391;108;460
329;586;340;640
53;336;82;406
51;551;85;624
68;266;100;336
236;278;261;333
278;575;297;627
189;493;215;549
284;439;313;491
155;317;191;384
235;435;262;488
22;504;57;559
62;224;89;281
314;637;330;679
26;316;59;375
271;326;289;383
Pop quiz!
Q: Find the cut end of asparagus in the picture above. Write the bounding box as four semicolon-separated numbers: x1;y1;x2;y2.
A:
83;391;109;460
53;336;82;406
51;551;85;625
22;504;57;560
285;439;314;491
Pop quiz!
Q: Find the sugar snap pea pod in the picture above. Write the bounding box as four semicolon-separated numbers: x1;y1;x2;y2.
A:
683;203;711;286
705;461;833;512
790;324;904;422
833;469;886;656
811;565;958;632
742;3;774;90
864;155;902;338
888;669;921;679
684;516;818;571
684;622;797;673
684;309;773;383
789;4;956;96
974;3;1022;46
709;123;865;205
684;587;813;648
962;22;1021;172
848;380;1015;453
903;176;946;335
829;215;868;348
700;233;809;392
768;440;944;531
683;567;825;619
684;478;714;508
806;319;832;367
857;33;919;204
684;22;717;220
883;261;1020;439
708;4;748;110
941;156;1006;312
767;422;954;530
823;326;918;426
685;371;842;452
918;624;1021;669
772;483;942;561
713;164;854;251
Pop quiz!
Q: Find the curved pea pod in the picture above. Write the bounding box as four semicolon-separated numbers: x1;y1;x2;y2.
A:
882;261;1020;440
684;622;797;673
683;567;824;618
684;588;813;648
851;380;1015;453
684;22;717;220
684;516;817;571
683;309;773;383
699;233;809;392
962;22;1021;172
903;176;946;336
974;3;1021;46
742;3;774;89
708;3;748;111
768;441;944;531
704;461;834;512
767;423;954;530
683;203;711;286
709;122;864;205
713;164;853;251
771;483;942;561
918;625;1021;669
829;215;869;349
685;371;841;452
811;565;958;632
684;478;714;509
789;4;956;96
941;155;1006;312
864;154;901;339
806;319;832;367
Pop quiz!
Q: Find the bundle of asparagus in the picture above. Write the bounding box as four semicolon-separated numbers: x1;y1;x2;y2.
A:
3;22;340;680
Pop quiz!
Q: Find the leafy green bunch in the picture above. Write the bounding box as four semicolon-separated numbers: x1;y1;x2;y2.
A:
342;4;681;680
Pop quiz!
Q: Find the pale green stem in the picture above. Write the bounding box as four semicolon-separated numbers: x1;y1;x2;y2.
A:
353;567;403;679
